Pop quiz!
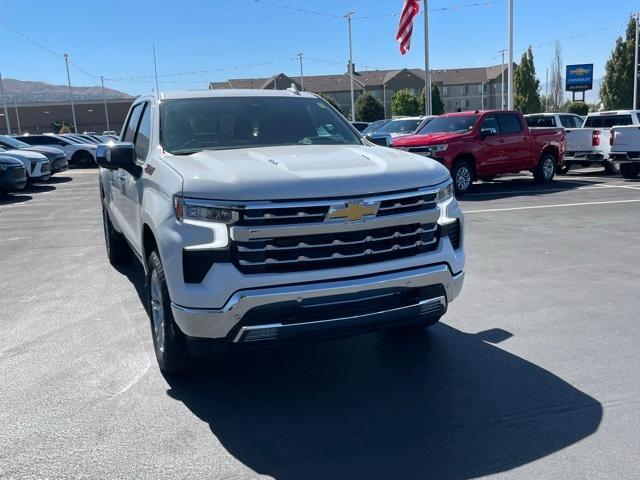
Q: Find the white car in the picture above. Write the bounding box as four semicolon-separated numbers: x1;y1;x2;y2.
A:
610;125;640;178
16;134;98;168
97;89;464;375
583;110;640;174
0;147;51;182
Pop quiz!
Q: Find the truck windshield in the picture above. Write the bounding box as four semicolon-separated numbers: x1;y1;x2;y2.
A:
376;119;422;135
160;96;362;154
417;115;478;134
584;115;633;129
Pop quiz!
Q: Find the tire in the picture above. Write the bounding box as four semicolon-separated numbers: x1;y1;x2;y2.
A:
557;164;570;175
146;250;194;376
451;160;474;195
479;176;495;182
620;163;640;179
533;152;556;183
603;160;621;175
102;204;133;266
73;150;95;168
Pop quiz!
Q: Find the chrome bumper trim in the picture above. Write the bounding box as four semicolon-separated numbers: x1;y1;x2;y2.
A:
171;264;464;339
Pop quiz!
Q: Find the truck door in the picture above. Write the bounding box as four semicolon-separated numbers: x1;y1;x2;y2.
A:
111;102;144;250
496;112;531;170
119;101;152;254
477;114;506;174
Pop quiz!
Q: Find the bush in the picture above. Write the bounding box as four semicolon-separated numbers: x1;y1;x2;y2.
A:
355;93;384;122
391;89;420;117
565;101;589;116
419;85;445;115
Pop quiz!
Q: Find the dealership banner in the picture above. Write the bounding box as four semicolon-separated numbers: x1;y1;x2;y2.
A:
565;64;593;92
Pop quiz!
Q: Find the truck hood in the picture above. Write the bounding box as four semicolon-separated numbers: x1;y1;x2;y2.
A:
166;144;451;201
393;132;470;147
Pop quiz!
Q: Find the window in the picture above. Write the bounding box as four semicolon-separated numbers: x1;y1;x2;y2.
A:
526;115;556;128
497;113;523;134
559;115;577;129
571;115;584;128
443;86;449;97
584;115;633;128
418;114;478;134
159;97;361;154
134;103;152;160
462;85;469;95
477;84;483;94
122;103;144;142
464;99;470;108
480;115;499;133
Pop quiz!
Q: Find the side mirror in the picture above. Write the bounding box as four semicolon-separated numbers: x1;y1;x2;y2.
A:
96;142;140;176
479;128;497;140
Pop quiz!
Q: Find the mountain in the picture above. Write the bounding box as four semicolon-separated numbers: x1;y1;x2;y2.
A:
0;78;132;104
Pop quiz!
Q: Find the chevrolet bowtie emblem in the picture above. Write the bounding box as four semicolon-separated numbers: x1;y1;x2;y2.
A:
326;201;380;222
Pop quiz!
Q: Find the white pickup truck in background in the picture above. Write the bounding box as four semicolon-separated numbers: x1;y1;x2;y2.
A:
582;110;640;174
610;125;640;178
525;113;595;174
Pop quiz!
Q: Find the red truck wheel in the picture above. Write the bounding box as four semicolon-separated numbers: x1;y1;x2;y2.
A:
451;161;474;195
533;153;556;183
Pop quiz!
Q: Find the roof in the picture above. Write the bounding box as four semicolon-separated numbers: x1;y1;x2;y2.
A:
209;63;514;92
158;89;317;100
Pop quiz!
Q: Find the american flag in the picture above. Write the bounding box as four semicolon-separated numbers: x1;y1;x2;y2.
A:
396;0;421;55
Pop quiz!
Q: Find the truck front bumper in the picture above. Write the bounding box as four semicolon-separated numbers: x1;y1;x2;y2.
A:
171;263;464;342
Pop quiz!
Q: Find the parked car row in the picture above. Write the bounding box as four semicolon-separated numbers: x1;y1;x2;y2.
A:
0;131;109;196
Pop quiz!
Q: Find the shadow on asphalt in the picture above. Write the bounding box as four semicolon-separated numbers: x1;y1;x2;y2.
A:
45;175;73;184
0;193;33;205
165;324;602;480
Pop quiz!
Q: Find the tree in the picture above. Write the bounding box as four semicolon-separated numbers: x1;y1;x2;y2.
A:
318;93;342;114
391;89;420;117
419;84;445;115
601;16;638;109
549;42;564;112
355;93;384;122
514;46;542;113
565;101;589;116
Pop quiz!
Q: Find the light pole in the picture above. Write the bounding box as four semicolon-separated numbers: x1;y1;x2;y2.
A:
101;76;110;133
14;99;21;134
383;83;387;119
64;53;78;133
297;53;305;91
545;68;549;111
634;12;639;110
481;82;485;109
507;0;514;110
345;11;356;121
498;49;507;110
423;0;431;116
0;71;11;135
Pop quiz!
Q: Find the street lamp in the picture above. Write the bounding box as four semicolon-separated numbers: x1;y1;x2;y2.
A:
345;11;356;122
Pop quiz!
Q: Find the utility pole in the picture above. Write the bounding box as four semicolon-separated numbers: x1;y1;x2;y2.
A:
383;84;387;119
481;82;485;109
14;99;21;134
634;11;639;110
545;68;549;111
498;49;507;110
297;53;305;91
423;0;431;116
345;11;356;121
101;76;110;132
507;0;514;110
0;71;11;135
64;53;78;133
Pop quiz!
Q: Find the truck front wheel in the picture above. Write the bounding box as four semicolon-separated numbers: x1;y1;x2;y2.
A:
146;250;194;376
533;153;556;183
620;163;640;179
451;160;474;195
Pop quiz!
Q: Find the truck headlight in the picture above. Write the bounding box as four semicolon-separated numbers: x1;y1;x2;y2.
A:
435;181;454;204
430;144;448;153
174;196;238;224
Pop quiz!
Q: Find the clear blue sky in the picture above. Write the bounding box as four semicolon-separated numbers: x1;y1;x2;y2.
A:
0;0;636;103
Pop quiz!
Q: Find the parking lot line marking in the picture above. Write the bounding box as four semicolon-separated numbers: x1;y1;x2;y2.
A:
463;185;615;197
465;198;640;214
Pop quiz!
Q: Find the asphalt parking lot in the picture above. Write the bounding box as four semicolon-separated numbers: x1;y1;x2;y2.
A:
1;169;640;480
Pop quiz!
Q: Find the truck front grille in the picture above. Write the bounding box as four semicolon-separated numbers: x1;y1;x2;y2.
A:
233;222;439;274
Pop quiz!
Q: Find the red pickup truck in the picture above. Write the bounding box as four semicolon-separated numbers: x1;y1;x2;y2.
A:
392;110;565;194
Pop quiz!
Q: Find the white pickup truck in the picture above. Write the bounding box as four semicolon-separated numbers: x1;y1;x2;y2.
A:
97;89;465;375
610;125;640;178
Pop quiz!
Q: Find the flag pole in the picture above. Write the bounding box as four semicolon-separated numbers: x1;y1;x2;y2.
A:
424;0;431;116
507;0;514;110
345;11;356;122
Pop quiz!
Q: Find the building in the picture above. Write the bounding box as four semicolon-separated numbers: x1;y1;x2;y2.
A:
0;98;135;135
209;64;515;115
